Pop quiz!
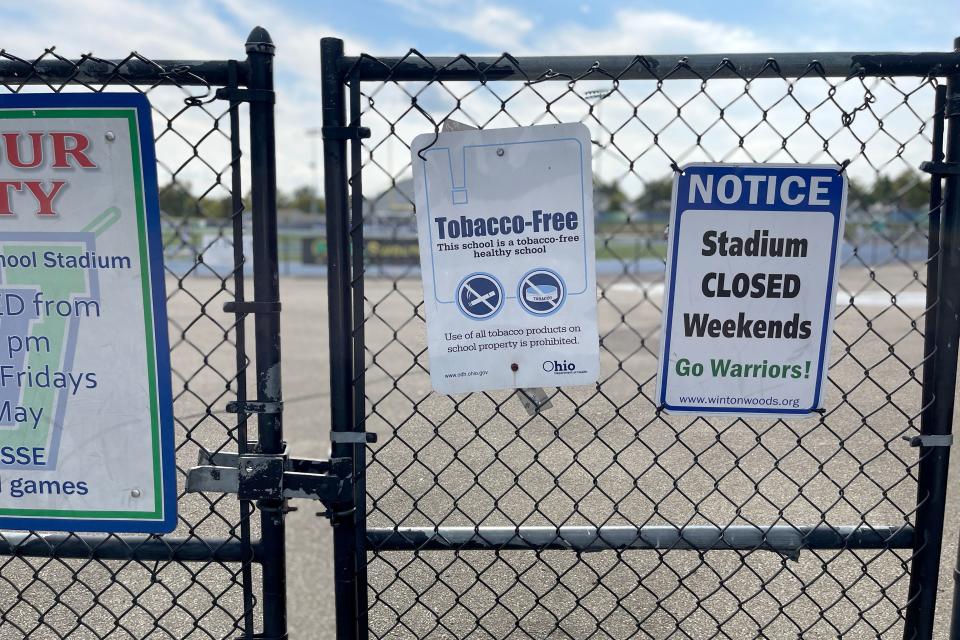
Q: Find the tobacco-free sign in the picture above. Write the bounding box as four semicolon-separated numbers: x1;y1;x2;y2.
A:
411;123;599;394
0;93;175;532
657;164;846;416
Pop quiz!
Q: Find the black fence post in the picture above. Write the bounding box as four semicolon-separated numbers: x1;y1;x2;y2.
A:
246;26;288;639
348;68;370;636
905;39;960;640
942;49;960;640
321;36;364;640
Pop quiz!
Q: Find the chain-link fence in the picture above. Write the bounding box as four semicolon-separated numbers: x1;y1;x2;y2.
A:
0;30;286;639
318;44;960;639
0;31;957;640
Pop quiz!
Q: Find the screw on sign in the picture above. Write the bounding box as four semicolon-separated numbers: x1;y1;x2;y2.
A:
518;269;566;316
456;273;504;320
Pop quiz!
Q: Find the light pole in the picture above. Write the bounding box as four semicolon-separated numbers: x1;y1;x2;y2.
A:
305;127;322;215
584;87;613;182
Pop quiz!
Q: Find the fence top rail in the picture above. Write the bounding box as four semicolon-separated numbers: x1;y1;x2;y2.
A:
338;50;960;82
0;57;246;87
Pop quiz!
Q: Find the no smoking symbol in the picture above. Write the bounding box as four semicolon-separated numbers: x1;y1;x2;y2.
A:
457;273;504;320
518;269;566;316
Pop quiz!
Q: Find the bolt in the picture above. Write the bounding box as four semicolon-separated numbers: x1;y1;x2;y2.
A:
105;131;116;142
496;148;505;156
511;363;519;372
245;462;254;473
130;488;141;498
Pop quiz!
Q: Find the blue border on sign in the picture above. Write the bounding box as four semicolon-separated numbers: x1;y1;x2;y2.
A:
658;164;845;415
420;138;589;304
0;92;176;533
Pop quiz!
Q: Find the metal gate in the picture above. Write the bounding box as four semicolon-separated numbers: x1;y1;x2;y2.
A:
320;39;960;639
2;27;960;640
0;28;297;639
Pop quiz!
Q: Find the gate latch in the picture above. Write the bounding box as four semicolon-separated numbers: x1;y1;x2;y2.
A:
920;161;960;177
185;442;353;509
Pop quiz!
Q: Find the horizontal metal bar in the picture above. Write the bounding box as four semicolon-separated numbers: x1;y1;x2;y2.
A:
0;58;246;87
367;524;913;553
0;533;259;562
341;51;960;81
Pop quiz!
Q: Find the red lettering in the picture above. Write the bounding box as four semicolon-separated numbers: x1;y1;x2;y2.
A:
2;133;44;169
0;181;23;215
50;132;96;169
24;181;67;216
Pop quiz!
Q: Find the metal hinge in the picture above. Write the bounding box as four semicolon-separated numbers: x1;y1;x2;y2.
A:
919;161;960;176
215;87;275;104
186;443;353;511
902;434;954;447
223;300;282;315
330;431;378;444
321;125;371;140
226;400;283;415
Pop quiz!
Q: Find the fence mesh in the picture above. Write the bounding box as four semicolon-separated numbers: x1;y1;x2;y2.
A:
0;50;256;639
351;54;943;639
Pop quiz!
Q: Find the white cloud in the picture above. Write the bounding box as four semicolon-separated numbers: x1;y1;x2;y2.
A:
0;1;939;203
0;0;381;195
386;0;535;52
536;10;772;55
388;4;771;56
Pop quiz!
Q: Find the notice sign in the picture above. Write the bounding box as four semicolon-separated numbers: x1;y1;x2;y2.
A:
657;164;846;416
412;123;599;394
0;94;175;532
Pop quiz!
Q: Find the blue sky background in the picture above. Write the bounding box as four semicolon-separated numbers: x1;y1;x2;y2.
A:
322;0;957;54
1;0;957;193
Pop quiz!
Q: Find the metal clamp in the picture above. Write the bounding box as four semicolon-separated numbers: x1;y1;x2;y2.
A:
215;87;275;104
919;161;960;176
223;301;282;314
321;125;371;140
330;431;377;444
226;400;283;415
902;434;954;447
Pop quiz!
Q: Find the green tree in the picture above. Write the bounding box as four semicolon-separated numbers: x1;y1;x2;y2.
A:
847;178;872;208
634;176;674;213
594;180;628;212
159;182;244;219
847;170;928;211
279;186;325;214
198;194;234;219
158;182;196;217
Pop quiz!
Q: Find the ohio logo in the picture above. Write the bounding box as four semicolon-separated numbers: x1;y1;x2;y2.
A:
542;359;579;374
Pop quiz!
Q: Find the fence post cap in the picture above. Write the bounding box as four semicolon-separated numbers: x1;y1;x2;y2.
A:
246;26;275;55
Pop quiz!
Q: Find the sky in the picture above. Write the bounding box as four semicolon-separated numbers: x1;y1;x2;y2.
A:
1;0;957;197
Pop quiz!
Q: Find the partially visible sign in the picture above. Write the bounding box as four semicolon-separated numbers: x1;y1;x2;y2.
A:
301;237;326;265
302;237;420;266
412;123;599;394
0;93;175;532
657;164;846;416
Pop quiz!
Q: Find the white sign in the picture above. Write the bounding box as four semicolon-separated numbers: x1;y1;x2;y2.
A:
0;93;175;532
657;164;847;416
412;124;599;394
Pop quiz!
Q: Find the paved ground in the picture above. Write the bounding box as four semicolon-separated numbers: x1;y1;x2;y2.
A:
266;265;960;639
3;264;959;639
